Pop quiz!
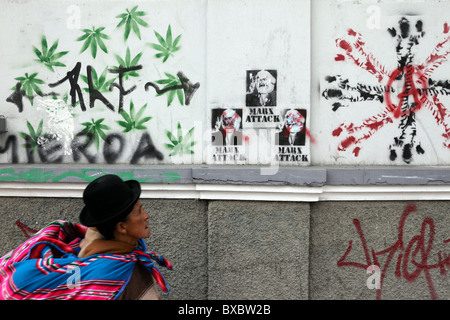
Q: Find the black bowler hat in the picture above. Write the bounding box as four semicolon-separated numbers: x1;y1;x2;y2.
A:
80;174;141;227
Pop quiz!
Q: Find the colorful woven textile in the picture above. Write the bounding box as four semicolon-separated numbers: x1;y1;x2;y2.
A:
0;220;172;300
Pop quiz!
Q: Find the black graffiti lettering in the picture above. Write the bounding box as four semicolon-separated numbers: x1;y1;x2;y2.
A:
37;134;63;164
6;82;24;113
130;132;164;164
109;65;142;113
23;136;35;164
276;154;309;162
0;135;19;163
49;62;86;111
145;71;200;105
71;136;96;163
87;65;115;111
103;133;124;164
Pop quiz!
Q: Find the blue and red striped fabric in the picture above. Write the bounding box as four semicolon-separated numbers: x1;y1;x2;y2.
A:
0;220;172;300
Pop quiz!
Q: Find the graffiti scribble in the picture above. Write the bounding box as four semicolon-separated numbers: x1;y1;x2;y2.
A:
338;203;450;300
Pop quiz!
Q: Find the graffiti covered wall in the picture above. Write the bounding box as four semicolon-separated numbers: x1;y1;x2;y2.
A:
6;0;450;168
2;198;449;300
0;0;311;167
310;201;450;300
312;0;450;165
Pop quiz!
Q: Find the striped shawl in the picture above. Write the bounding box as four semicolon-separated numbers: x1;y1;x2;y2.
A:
0;220;172;300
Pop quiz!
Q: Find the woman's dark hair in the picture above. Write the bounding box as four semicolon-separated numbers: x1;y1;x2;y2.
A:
95;213;129;240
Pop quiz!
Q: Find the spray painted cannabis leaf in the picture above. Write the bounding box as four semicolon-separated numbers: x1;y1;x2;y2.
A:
80;66;116;93
117;100;152;132
77;118;110;151
111;47;143;80
14;72;45;105
165;122;196;156
116;6;149;41
76;27;110;58
155;72;184;106
149;25;181;63
18;119;43;154
33;36;68;72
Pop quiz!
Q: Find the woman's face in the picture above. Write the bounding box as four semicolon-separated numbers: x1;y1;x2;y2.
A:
122;200;151;241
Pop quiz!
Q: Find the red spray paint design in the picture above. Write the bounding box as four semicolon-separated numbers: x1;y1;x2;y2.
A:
337;204;450;300
325;18;450;162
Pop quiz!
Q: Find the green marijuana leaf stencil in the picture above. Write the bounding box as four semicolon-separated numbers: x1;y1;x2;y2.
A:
19;120;43;154
33;36;68;72
117;100;152;132
77;118;110;151
149;25;181;63
76;27;110;58
14;73;45;105
80;66;116;93
155;72;184;106
111;47;143;80
165;122;195;156
116;6;149;41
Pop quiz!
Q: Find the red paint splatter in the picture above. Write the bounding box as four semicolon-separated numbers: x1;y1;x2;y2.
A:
427;54;442;64
335;54;345;61
332;127;343;137
365;59;379;80
340;136;356;149
339;40;352;52
367;119;386;131
352;147;361;157
305;128;316;144
444;23;450;34
348;28;357;36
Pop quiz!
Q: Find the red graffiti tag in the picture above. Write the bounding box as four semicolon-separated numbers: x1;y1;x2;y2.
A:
15;220;38;239
337;204;450;300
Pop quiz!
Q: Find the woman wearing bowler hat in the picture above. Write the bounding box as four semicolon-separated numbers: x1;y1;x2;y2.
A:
78;174;170;299
0;174;172;300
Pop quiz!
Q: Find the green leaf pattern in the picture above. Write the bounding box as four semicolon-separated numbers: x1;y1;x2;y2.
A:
33;36;69;72
117;100;152;132
165;122;196;156
76;26;110;58
77;118;111;151
149;25;181;63
13;4;193;158
116;6;149;41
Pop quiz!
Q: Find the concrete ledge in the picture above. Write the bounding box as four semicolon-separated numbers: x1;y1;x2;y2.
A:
3;164;450;186
326;167;450;185
2;165;450;201
192;167;326;186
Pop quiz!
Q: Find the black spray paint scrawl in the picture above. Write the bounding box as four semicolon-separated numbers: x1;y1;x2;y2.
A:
322;17;450;163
